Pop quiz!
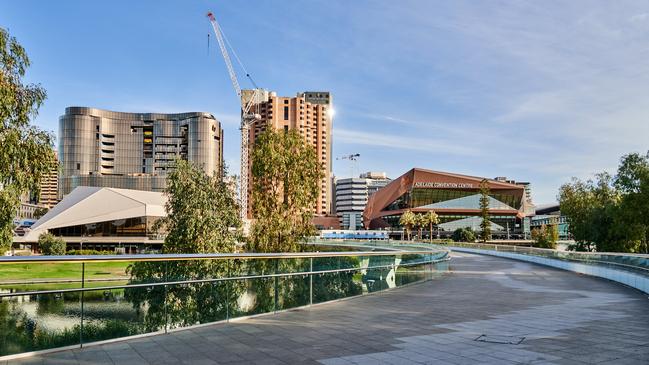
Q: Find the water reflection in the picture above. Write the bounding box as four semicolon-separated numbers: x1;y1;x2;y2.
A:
0;254;445;356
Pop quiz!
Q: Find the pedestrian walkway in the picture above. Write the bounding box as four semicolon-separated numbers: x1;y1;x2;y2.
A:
18;252;649;364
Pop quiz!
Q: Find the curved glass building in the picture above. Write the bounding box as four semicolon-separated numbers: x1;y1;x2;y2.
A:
59;107;223;198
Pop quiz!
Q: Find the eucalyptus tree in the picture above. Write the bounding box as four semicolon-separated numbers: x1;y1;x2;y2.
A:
0;28;57;253
127;160;242;330
249;128;322;253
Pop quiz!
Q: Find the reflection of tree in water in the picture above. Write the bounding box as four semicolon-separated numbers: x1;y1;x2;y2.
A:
126;260;239;331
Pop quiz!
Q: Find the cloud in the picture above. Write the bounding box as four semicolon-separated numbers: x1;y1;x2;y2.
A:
333;128;480;157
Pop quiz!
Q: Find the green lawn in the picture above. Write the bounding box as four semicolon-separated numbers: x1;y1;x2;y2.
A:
0;261;130;282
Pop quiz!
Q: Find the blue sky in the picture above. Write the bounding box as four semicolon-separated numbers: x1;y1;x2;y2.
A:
3;0;649;204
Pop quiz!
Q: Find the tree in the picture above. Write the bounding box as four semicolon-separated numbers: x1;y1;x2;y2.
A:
126;160;242;330
38;233;66;255
615;152;649;253
414;213;425;240
0;28;57;253
399;209;416;241
156;159;241;254
559;172;632;252
33;207;48;219
422;210;439;242
452;228;475;242
478;179;491;242
249;128;322;253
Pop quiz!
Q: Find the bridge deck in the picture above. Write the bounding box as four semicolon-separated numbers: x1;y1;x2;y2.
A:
16;252;649;365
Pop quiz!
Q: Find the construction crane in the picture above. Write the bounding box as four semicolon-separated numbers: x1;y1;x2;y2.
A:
337;154;360;178
206;11;265;222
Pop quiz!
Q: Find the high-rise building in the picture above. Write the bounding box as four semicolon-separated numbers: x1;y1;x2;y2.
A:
245;90;332;217
38;153;59;208
59;107;223;198
335;172;391;230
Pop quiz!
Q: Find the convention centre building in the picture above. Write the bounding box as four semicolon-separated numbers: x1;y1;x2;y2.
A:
363;168;532;237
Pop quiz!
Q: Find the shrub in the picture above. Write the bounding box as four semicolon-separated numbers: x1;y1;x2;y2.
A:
38;233;66;255
531;224;558;249
67;249;113;255
452;228;475;242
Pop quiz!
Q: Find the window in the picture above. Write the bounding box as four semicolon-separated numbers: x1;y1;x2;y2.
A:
76;163;80;170
283;106;289;120
284;126;289;133
284;100;289;104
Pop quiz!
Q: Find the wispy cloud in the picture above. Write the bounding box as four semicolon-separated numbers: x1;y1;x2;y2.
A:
334;128;480;157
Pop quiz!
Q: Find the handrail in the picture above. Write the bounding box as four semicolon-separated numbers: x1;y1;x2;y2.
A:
0;258;443;298
446;242;649;274
0;249;443;264
0;243;450;359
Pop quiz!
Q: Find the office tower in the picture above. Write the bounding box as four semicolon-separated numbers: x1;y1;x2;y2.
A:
335;172;391;230
246;91;332;217
59;107;223;197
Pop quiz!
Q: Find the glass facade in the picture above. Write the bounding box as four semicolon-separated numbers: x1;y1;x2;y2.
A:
49;216;159;237
384;188;522;211
58;107;223;198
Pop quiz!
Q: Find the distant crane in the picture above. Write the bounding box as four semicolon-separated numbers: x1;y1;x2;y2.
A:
337;154;360;178
206;11;265;222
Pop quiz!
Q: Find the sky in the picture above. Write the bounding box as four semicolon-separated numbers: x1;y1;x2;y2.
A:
2;0;649;204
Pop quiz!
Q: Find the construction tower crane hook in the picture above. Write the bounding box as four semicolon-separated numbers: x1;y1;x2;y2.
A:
337;154;361;178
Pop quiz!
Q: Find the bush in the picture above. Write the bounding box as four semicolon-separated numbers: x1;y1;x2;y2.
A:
531;224;558;249
67;249;113;255
452;228;475;242
38;233;66;255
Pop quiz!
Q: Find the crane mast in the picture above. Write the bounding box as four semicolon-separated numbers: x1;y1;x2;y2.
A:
207;11;262;223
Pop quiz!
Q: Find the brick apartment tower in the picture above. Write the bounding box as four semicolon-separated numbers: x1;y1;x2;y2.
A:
244;90;333;218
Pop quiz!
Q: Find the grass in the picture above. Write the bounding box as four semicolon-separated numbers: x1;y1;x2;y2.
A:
0;262;130;283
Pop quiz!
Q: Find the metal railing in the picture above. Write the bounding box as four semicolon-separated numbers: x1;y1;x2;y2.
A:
446;242;649;274
0;245;449;359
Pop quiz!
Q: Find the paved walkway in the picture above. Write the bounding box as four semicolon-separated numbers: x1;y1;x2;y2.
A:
15;252;649;365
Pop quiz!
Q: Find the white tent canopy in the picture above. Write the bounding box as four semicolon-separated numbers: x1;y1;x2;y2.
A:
24;186;167;242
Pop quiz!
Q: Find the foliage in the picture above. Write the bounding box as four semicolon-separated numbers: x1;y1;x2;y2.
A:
0;28;57;253
157;159;241;254
399;209;416;240
66;249;113;255
452;228;475;242
249;128;322;253
414;213;426;239
478;179;491;242
422;210;439;242
37;233;66;255
33;207;48;219
530;224;558;249
559;152;649;253
126;160;241;330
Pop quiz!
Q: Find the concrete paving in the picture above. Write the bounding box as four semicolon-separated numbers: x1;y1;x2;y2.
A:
13;252;649;364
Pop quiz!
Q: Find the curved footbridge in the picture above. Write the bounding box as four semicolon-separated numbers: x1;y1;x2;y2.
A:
21;250;649;365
